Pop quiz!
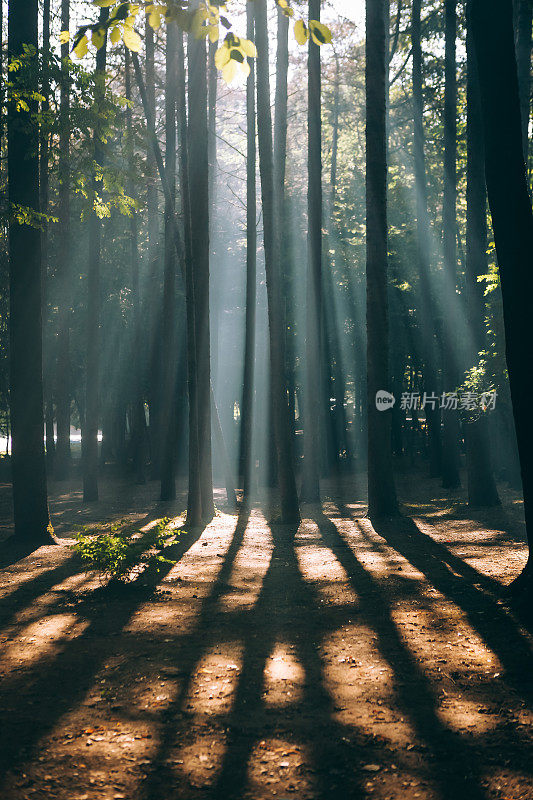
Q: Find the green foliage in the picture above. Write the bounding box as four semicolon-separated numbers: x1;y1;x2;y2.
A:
72;517;180;582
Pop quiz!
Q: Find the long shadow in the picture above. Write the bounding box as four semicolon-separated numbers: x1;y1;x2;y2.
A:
339;500;506;598
0;522;206;784
315;511;492;800
0;509;172;634
141;506;251;799
369;515;533;695
212;522;373;800
0;536;55;570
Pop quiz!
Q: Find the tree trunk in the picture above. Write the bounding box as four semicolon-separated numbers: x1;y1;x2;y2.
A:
240;0;257;503
7;0;52;541
255;0;300;523
188;26;215;521
470;0;533;590
159;23;178;501
145;16;161;476
412;0;441;477
176;31;202;525
366;0;399;518
83;8;108;502
515;0;532;161
464;22;500;507
41;0;55;473
302;0;323;503
55;0;72;481
124;49;147;486
440;0;462;489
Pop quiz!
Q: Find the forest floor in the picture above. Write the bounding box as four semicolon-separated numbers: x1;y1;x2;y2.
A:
0;469;532;800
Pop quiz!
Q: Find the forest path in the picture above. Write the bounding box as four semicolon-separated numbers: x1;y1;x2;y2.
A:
0;475;531;800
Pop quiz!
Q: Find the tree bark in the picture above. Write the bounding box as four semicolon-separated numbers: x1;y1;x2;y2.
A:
188;27;215;521
160;22;178;501
412;0;441;477
366;0;399;518
55;0;72;481
176;31;202;524
40;0;55;473
302;0;323;503
7;0;52;541
83;7;108;502
440;0;461;489
145;16;161;476
125;49;147;486
470;0;533;590
240;0;257;503
255;0;300;523
515;0;532;161
464;22;500;507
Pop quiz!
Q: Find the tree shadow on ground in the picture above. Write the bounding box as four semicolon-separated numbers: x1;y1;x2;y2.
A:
0;508;181;634
0;520;207;784
142;512;379;800
368;515;533;683
313;510;504;800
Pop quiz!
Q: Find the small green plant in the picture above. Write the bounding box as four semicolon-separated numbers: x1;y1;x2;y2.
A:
73;518;180;582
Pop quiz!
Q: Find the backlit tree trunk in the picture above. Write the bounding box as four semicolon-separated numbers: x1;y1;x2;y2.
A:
255;0;300;523
470;0;533;591
55;0;72;481
188;25;215;521
302;0;323;503
366;0;399;518
83;7;108;502
7;0;52;541
240;0;257;503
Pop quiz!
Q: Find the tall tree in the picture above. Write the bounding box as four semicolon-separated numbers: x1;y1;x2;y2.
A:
240;0;257;503
412;0;441;476
160;22;178;501
464;22;500;507
302;0;323;503
366;0;399;518
176;30;202;525
440;0;461;489
188;22;215;521
7;0;52;542
470;0;533;593
514;0;532;161
54;0;72;481
145;14;161;475
124;49;147;486
255;0;300;523
83;7;108;502
40;0;55;472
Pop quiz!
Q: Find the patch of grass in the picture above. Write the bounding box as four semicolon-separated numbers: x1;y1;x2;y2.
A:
72;518;180;582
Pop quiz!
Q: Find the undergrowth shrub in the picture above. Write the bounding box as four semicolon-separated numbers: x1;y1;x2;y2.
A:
72;518;180;582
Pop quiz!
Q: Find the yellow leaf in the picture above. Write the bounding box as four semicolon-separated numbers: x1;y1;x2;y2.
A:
241;60;251;78
148;10;162;29
208;23;219;43
93;0;116;6
59;30;70;44
123;25;141;52
214;43;231;69
240;38;257;58
221;58;238;84
309;19;332;45
110;25;121;44
73;35;89;58
294;19;309;45
91;27;105;48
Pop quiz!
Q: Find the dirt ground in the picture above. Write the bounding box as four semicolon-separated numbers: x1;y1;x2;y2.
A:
0;469;532;800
